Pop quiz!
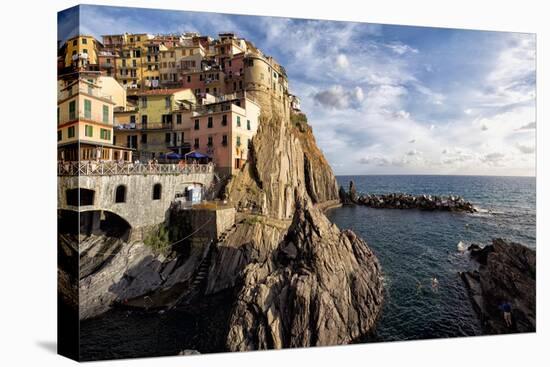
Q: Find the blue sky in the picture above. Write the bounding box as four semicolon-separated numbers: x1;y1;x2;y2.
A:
59;5;536;176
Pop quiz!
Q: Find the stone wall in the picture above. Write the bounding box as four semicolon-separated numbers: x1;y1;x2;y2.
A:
58;172;214;229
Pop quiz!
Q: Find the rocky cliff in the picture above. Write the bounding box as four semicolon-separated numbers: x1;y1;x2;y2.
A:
226;196;383;350
460;239;536;334
218;90;383;350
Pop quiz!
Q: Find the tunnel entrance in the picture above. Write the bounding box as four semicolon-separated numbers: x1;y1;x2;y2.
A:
79;210;131;240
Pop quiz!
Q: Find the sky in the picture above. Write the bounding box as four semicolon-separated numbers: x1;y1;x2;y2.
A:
59;5;536;176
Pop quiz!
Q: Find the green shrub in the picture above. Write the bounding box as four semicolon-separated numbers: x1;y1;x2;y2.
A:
144;225;170;253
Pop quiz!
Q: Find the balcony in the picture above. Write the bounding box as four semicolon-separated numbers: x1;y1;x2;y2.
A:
136;122;173;130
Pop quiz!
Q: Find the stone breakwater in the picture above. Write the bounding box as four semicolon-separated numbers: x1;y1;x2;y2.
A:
339;180;476;213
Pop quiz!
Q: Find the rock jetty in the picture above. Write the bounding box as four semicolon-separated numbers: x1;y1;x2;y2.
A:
460;239;536;334
339;180;476;213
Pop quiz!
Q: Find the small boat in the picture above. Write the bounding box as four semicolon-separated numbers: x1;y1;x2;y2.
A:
457;241;467;252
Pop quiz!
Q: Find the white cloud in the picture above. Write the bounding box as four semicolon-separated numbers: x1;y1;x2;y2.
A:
336;54;349;69
386;42;419;55
516;144;535;154
312;85;365;110
517;121;536;130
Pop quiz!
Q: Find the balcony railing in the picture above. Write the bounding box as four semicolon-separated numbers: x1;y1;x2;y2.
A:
135;122;173;130
58;161;214;176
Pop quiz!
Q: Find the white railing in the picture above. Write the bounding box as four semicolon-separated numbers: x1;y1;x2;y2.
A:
58;161;214;176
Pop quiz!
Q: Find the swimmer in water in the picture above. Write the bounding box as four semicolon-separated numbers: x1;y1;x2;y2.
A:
432;277;439;292
416;280;424;294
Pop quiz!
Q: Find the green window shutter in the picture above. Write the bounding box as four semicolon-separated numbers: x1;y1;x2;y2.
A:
103;105;109;123
236;136;241;146
237;116;241;127
247;119;251;130
68;126;75;138
85;125;93;137
69;100;76;120
84;99;92;119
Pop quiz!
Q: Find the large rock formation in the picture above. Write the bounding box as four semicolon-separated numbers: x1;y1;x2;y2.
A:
460;239;536;334
218;90;383;349
226;196;384;350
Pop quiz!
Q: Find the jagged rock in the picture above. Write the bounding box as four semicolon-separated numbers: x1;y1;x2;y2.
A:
348;180;358;203
461;239;536;334
226;197;384;351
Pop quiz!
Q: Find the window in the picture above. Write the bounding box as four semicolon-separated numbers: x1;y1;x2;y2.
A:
83;49;88;54
194;119;200;130
69;100;76;120
85;125;93;137
207;117;213;128
187;75;191;83
72;39;77;46
68;126;75;138
237;116;241;127
222;114;227;126
82;38;87;44
132;60;137;67
194;138;199;149
176;114;182;124
141;115;148;124
102;105;109;123
236;136;241;147
115;185;126;203
207;136;213;146
165;133;171;143
130;115;136;124
141;97;147;108
57;130;62;141
247;119;251;130
162;114;173;124
222;134;228;146
152;184;162;200
100;129;111;140
141;134;147;143
84;99;92;119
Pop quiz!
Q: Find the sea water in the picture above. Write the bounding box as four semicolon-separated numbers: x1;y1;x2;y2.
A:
327;175;535;341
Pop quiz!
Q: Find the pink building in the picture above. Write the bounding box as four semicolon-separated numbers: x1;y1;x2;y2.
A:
186;96;260;175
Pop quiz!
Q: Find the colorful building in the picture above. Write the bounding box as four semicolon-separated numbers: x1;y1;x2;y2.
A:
186;95;260;175
57;72;132;162
61;35;101;73
114;88;197;159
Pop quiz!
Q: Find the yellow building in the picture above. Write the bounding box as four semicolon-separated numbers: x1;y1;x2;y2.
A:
114;88;196;159
57;73;132;161
63;35;101;70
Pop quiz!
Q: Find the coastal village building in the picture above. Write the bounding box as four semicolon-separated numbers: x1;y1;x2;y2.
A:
57;72;132;162
59;31;293;176
59;35;102;75
114;88;197;159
